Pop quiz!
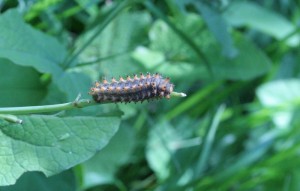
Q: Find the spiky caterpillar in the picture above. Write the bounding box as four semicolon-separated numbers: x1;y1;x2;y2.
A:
89;73;174;103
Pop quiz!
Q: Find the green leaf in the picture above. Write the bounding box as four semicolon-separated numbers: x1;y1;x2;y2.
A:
41;71;92;104
77;11;151;77
139;13;271;80
131;46;165;69
131;46;195;78
149;14;206;63
256;79;300;128
257;79;300;107
146;122;180;181
74;0;99;16
223;1;300;47
56;72;92;101
210;33;272;80
132;14;209;78
0;170;75;191
81;125;135;188
0;115;120;186
194;2;238;58
0;9;66;79
0;59;47;107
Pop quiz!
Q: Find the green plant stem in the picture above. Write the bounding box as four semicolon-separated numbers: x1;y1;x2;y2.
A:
0;99;95;115
0;92;186;115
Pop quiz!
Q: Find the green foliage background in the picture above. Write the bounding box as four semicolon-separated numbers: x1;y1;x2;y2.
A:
0;0;300;190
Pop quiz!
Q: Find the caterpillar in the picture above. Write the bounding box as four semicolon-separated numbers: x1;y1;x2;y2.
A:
89;73;174;103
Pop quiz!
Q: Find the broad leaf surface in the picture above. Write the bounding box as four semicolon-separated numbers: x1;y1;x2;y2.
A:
137;13;271;80
0;170;75;191
0;115;120;186
77;11;151;77
146;119;201;183
194;1;238;58
0;9;66;79
223;1;300;47
146;122;180;181
209;33;272;80
0;59;46;107
81;125;135;188
256;79;300;128
55;72;92;101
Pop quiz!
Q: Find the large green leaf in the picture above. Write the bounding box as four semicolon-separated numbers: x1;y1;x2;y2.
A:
256;79;300;128
0;9;66;79
146;121;181;181
0;170;75;191
149;14;206;63
55;72;92;101
146;119;201;184
223;1;300;47
0;115;120;186
41;71;93;104
133;14;210;79
209;33;272;80
77;11;152;77
135;13;271;80
81;124;135;189
194;1;237;58
0;59;46;107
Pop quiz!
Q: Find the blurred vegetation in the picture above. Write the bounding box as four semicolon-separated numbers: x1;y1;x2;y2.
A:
0;0;300;190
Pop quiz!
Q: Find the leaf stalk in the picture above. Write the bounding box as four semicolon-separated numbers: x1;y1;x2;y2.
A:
0;92;186;115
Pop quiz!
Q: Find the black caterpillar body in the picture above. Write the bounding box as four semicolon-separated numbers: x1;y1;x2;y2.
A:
89;73;174;103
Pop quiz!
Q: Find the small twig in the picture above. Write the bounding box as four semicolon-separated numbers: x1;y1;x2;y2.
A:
0;92;186;115
0;99;95;115
73;93;86;108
